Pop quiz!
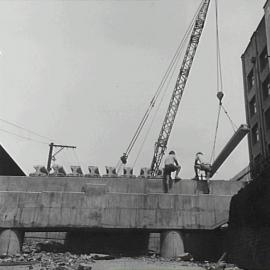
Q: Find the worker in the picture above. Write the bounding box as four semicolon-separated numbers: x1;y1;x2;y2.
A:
194;152;211;180
163;150;181;193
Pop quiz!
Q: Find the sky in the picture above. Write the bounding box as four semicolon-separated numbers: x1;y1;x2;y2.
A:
0;0;267;179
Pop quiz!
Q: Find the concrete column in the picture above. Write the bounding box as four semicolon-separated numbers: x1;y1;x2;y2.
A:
0;229;24;255
160;230;184;258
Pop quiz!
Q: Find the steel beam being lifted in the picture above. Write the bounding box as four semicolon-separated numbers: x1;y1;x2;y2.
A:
210;124;250;178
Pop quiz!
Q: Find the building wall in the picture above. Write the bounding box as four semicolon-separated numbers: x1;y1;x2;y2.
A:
228;176;270;270
227;4;270;269
265;1;270;60
264;1;270;150
242;15;270;177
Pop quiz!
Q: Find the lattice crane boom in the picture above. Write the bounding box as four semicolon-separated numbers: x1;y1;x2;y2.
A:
150;0;211;175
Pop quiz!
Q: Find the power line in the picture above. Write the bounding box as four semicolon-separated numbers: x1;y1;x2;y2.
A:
0;117;54;141
0;127;49;145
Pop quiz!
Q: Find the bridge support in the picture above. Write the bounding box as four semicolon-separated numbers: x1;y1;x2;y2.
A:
160;230;184;258
0;229;24;255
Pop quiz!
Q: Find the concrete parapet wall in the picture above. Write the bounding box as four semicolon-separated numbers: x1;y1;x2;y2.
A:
0;176;245;195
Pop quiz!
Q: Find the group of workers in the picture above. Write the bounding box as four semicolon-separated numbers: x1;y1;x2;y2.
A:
120;149;211;193
163;150;212;193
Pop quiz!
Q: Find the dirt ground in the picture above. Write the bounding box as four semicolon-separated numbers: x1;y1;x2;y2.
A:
0;239;240;270
91;257;205;270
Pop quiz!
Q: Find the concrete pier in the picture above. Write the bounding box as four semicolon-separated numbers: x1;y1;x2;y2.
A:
160;230;184;258
0;229;24;255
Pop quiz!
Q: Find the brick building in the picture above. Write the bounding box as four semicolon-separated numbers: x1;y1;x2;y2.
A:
227;2;270;269
242;9;270;177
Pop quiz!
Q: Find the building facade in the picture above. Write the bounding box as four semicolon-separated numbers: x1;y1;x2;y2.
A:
242;13;270;177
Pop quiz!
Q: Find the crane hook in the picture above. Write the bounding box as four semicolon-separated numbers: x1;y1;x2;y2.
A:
217;91;224;105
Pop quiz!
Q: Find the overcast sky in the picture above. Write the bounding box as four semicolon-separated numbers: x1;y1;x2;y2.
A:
0;0;267;179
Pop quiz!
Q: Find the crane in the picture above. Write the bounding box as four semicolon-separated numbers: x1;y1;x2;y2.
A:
150;0;211;175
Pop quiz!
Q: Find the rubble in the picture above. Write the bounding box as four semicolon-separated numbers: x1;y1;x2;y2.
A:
0;240;243;270
77;263;92;270
36;241;66;253
90;254;115;260
176;252;194;261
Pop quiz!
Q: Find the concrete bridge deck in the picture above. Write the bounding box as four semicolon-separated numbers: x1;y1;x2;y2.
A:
0;177;244;230
0;176;245;257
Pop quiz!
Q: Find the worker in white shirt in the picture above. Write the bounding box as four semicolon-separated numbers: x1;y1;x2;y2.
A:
163;150;181;193
194;152;211;180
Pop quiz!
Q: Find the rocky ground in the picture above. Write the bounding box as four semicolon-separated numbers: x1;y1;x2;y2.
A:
0;240;243;270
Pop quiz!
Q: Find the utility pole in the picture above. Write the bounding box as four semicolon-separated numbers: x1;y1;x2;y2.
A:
47;142;76;172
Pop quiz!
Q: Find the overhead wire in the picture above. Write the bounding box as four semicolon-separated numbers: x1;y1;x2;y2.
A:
0;127;49;145
0;117;54;141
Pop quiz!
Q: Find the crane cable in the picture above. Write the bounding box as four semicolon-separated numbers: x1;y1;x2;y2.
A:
117;0;205;169
132;44;185;168
210;0;237;164
131;1;205;168
210;0;223;163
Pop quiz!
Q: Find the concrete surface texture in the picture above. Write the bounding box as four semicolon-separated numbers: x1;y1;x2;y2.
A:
0;176;244;194
160;231;184;258
0;177;245;230
0;229;23;255
0;176;244;257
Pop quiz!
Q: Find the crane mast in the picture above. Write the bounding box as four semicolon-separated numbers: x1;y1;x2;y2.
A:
150;0;211;175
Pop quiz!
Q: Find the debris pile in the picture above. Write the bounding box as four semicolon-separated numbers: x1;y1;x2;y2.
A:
0;240;243;270
0;240;114;269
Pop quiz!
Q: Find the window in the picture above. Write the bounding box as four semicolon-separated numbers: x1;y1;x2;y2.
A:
260;47;268;71
247;69;255;90
265;108;270;130
252;124;259;145
262;75;270;100
249;97;257;117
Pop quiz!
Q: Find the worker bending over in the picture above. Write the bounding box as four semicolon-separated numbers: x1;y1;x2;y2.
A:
194;152;211;180
163;150;181;193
